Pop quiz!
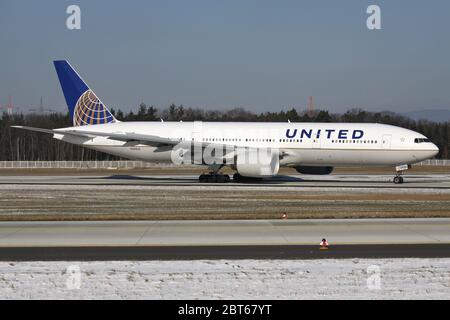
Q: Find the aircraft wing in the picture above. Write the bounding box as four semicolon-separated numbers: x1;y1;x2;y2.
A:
62;128;181;146
12;126;182;147
11;126;96;139
12;126;268;154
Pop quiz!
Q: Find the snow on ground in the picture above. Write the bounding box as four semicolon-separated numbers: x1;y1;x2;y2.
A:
0;258;449;299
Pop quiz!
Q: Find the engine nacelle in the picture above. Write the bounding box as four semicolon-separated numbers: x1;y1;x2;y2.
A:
234;149;280;178
294;166;334;175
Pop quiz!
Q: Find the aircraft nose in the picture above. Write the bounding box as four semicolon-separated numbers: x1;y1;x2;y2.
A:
431;143;439;157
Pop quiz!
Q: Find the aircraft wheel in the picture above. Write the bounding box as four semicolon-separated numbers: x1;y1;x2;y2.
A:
393;176;403;184
199;174;231;183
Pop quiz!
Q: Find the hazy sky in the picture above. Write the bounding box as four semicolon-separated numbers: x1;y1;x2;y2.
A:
1;0;449;114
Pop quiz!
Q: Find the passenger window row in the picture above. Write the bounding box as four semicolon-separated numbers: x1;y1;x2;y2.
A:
332;140;378;144
180;137;379;144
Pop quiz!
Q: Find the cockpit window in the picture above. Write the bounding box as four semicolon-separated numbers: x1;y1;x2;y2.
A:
414;138;432;143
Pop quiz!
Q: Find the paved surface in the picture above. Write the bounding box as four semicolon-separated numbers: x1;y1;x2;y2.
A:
0;174;449;188
0;219;449;260
1;244;450;261
0;219;449;247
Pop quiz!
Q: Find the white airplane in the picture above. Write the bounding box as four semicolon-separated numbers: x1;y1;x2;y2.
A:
14;60;439;184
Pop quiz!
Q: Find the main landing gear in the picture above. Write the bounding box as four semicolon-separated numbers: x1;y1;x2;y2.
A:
198;173;231;183
198;164;231;183
393;164;411;184
198;171;262;183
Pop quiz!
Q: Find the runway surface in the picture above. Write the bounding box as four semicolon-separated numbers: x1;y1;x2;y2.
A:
1;218;449;246
1;244;450;261
1;218;449;247
0;218;449;261
1;173;450;188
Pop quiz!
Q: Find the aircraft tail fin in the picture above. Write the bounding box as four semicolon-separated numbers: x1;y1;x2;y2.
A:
53;60;117;126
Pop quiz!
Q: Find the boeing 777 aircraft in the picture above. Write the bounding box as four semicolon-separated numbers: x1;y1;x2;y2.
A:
14;61;439;184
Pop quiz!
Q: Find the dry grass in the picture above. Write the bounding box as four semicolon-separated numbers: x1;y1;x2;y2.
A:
0;164;448;221
1;211;449;221
0;185;449;221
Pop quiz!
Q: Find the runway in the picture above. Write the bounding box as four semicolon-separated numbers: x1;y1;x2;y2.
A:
0;219;450;261
1;244;450;261
1;218;449;246
1;173;450;188
0;218;449;260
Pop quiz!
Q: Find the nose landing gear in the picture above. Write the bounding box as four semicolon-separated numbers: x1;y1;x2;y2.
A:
393;164;411;184
393;175;404;184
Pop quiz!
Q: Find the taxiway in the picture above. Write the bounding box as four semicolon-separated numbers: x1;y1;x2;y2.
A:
0;174;449;188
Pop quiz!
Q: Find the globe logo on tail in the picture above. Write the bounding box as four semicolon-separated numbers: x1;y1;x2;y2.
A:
73;90;116;126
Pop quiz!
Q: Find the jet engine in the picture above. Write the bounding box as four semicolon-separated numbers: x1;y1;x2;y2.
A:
294;166;334;175
234;148;280;178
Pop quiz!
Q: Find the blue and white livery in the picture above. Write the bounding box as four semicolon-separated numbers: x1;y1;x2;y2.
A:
54;60;117;126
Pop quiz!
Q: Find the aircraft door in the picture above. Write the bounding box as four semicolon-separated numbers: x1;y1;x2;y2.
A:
192;121;203;142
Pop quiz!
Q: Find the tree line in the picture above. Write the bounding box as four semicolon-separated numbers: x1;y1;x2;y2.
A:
0;103;448;161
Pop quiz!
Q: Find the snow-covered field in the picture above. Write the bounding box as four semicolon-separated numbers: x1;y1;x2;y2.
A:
0;258;449;299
